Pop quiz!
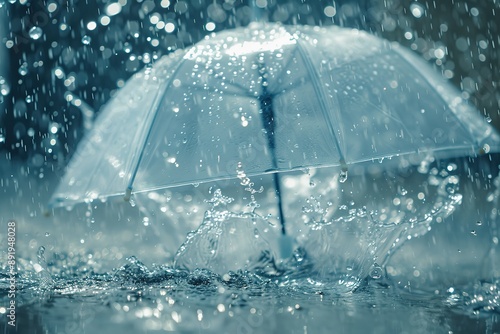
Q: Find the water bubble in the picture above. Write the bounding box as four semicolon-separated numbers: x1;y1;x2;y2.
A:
29;26;43;40
369;264;383;279
45;232;50;237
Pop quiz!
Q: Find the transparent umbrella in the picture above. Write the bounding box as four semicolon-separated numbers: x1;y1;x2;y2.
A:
49;23;500;241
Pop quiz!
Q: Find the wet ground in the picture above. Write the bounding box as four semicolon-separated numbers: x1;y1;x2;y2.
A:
1;155;500;333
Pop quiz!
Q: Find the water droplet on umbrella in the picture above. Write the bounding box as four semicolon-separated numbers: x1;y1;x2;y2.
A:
29;26;43;40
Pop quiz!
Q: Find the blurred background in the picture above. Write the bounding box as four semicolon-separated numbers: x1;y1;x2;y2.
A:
0;0;499;172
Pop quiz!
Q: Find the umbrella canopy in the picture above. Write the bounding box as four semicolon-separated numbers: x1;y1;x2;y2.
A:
49;23;500;210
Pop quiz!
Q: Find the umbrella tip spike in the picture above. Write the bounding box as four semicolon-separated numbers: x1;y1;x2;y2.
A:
124;187;132;202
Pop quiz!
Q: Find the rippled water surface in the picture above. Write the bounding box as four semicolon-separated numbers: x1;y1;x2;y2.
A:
1;254;499;333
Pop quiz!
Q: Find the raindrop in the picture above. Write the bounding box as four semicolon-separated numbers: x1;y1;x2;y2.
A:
105;2;122;16
45;232;50;237
29;26;43;40
324;5;336;17
87;21;97;31
0;81;10;96
81;35;92;45
47;1;57;13
476;221;482;226
410;2;425;18
255;0;267;9
165;22;175;33
18;63;28;76
205;22;216;32
123;42;132;53
100;16;111;26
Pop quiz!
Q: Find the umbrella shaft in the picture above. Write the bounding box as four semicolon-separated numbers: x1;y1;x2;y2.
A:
259;93;286;235
260;94;276;150
273;173;287;235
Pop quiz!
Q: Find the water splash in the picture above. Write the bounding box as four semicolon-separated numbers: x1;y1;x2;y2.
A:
174;188;278;276
33;246;55;289
236;161;264;213
446;280;500;316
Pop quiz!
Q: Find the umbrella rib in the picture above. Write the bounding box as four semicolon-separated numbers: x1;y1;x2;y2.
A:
75;91;139;203
293;38;347;165
126;58;189;197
